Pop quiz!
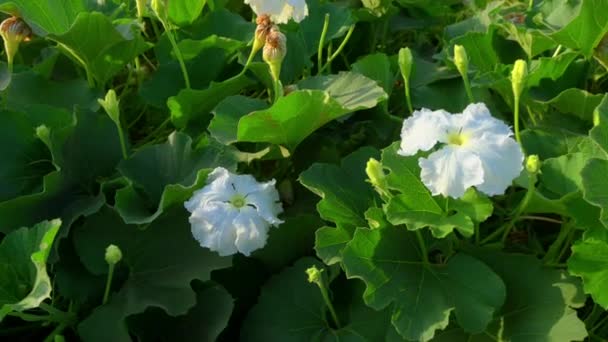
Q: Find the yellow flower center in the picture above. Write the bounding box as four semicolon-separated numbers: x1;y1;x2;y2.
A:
447;131;468;146
230;194;246;208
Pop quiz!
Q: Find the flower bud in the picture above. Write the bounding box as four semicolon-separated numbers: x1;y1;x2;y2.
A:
0;17;31;66
525;154;540;174
306;265;323;285
151;0;167;21
263;26;287;81
253;14;272;55
511;59;527;99
365;158;390;198
593;108;601;127
136;0;147;19
398;47;413;82
453;44;468;77
105;244;123;265
98;89;120;125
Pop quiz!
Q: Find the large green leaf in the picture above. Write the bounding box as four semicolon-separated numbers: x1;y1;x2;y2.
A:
114;132;237;224
581;158;608;227
542;0;608;58
208;95;268;145
0;0;86;35
167;74;254;128
568;226;608;309
128;285;233;342
382;142;492;238
241;257;396;341
75;207;232;342
436;250;588;341
50;12;151;86
299;147;380;264
0;219;61;320
168;0;207;27
342;226;506;341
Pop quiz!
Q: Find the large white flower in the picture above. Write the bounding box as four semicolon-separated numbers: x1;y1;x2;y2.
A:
184;167;284;256
398;103;524;198
245;0;308;24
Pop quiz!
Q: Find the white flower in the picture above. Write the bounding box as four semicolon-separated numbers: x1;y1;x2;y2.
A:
245;0;308;24
398;103;524;198
184;167;284;256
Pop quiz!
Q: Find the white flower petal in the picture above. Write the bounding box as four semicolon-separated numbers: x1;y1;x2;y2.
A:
419;146;485;198
457;103;512;138
233;207;270;256
184;167;236;212
245;180;284;225
468;136;524;196
287;0;308;22
398;108;451;156
189;202;239;256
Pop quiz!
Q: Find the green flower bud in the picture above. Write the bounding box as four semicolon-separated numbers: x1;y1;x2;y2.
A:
105;244;123;265
593;108;601;127
511;59;527;99
525;154;540;174
151;0;167;21
263;26;287;82
453;44;468;77
366;158;390;197
0;17;31;67
306;265;323;285
98;89;121;125
136;0;147;19
398;47;413;81
35;125;51;146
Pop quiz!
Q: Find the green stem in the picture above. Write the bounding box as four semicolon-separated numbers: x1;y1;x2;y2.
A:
542;221;573;264
462;73;474;103
500;180;535;244
161;21;191;89
552;45;563;58
318;281;341;329
591;314;608;333
556;228;576;262
514;95;522;145
528;0;534;11
43;322;67;342
317;14;330;75
272;78;283;103
404;76;413;114
117;126;129;160
318;25;355;74
415;230;429;264
102;263;116;305
239;45;258;77
7;312;56;322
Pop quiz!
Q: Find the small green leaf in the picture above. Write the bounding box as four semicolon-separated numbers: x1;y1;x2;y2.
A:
0;219;61;320
167;0;206;26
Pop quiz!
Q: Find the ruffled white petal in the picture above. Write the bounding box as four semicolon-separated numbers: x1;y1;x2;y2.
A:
456;103;512;138
419;146;485;198
245;0;308;24
467;136;524;196
233;207;270;256
184;167;284;256
398;108;451;156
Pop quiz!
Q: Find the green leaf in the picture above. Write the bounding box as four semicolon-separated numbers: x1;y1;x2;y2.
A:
342;227;506;341
209;95;268;145
128;285;233;342
167;74;254;128
50;12;151;86
527;52;579;88
0;0;86;36
543;0;608;58
451;29;498;73
168;0;206;26
381;142;490;238
0;219;61;320
351;53;395;96
241;257;396;341
297;72;388;111
452;250;588;342
581;158;608;227
569;226;608;309
75;207;231;342
534;88;604;122
175;36;244;61
114;132;237;224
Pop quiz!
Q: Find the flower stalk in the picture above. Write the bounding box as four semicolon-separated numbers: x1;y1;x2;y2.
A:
317;14;330;74
398;47;414;114
306;266;341;329
511;59;527;145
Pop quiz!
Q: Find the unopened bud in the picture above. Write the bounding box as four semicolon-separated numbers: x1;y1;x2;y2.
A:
253;14;272;54
105;244;123;265
306;265;323;285
98;89;121;125
0;17;31;66
136;0;147;19
511;59;527;99
593;108;601;127
398;47;413;82
525;154;540;174
453;44;468;77
366;158;390;198
263;26;287;81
